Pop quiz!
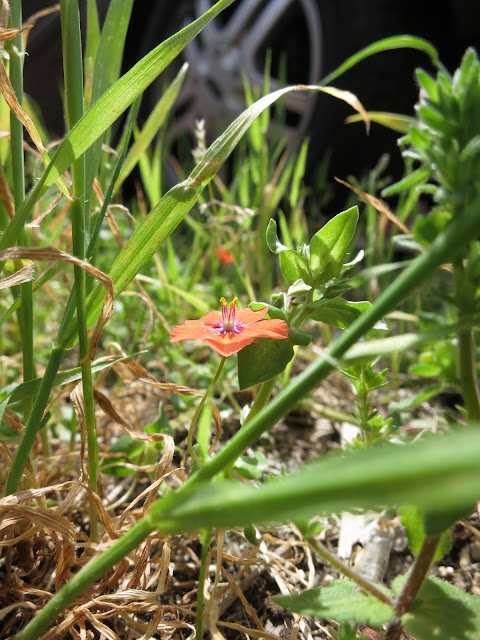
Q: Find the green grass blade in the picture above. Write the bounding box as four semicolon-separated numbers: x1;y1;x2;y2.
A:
321;36;439;86
0;0;237;255
84;0;100;109
85;0;134;213
115;62;189;191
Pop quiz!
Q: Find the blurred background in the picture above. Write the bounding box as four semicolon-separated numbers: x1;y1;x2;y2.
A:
22;1;480;185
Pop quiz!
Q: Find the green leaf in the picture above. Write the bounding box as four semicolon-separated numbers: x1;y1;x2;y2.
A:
396;576;480;640
234;452;268;480
274;580;394;626
266;218;289;254
84;0;135;196
115;62;189;190
309;207;359;284
0;353;140;406
237;337;295;389
144;402;174;437
346;111;414;133
390;382;447;411
102;434;145;476
279;250;311;286
0;422;21;442
398;505;451;560
382;165;432;197
149;427;480;534
249;301;287;321
320;35;438;85
423;508;472;537
307;297;372;329
290;327;312;347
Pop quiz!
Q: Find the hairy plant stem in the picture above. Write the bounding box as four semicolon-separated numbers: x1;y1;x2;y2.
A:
307;537;395;608
454;259;480;420
196;529;213;640
188;357;226;462
385;534;441;640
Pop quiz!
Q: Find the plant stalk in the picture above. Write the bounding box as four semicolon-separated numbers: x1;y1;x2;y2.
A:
308;537;395;608
188;357;226;462
385;534;441;640
195;529;212;639
7;1;36;433
454;259;480;420
61;0;99;542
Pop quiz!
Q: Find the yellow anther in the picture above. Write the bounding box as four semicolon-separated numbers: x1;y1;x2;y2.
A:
229;297;238;310
220;297;227;307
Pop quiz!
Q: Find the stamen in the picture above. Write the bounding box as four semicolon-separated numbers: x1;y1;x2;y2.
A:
217;296;239;332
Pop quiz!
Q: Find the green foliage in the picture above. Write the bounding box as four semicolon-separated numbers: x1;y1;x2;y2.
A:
394;576;480;640
274;580;394;626
399;505;451;559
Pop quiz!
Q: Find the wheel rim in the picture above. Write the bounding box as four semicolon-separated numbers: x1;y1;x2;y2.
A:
168;0;324;148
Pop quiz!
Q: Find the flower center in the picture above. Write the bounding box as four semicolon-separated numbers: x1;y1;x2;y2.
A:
214;297;244;334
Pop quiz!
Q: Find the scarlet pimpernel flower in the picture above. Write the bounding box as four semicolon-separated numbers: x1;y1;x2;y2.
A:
170;297;289;357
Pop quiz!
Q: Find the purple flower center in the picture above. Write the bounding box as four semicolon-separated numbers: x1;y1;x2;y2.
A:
213;297;245;335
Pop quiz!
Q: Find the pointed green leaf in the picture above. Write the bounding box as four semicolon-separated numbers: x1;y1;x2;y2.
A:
309;207;359;284
266;218;289;254
149;428;480;534
307;297;371;329
234;452;268;480
280;250;311;286
238;337;295;389
274;580;394;626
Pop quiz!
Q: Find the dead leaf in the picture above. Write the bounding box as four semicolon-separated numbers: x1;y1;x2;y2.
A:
0;246;114;360
0;262;35;289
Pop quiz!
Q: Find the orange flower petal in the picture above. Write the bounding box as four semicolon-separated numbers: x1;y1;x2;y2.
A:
204;334;256;357
240;318;290;340
234;306;269;324
169;303;289;357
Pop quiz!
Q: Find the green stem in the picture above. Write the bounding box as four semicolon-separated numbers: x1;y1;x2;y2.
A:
243;376;277;425
385;534;441;640
308;537;395;608
8;2;36;431
4;100;139;496
61;0;99;542
188;357;226;462
454;260;480;420
5;347;64;495
196;529;212;640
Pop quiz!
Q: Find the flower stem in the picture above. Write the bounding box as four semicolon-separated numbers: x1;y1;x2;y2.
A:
195;528;212;640
454;259;480;420
188;357;226;462
243;376;277;426
385;534;441;640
